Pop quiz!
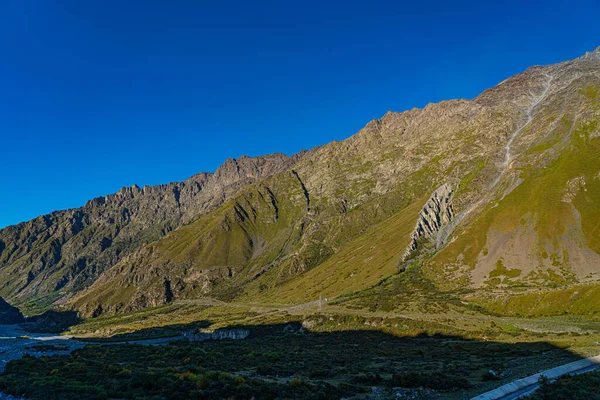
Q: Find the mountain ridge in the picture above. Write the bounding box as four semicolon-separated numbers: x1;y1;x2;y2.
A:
0;152;304;311
2;48;600;317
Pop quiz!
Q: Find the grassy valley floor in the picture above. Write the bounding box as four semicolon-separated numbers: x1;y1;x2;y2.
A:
1;297;599;399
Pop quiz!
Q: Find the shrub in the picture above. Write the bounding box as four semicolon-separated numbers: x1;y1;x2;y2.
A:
290;377;303;387
391;371;471;391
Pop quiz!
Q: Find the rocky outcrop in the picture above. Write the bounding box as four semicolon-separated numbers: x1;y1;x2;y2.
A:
183;328;250;342
0;297;24;324
402;184;454;261
578;46;600;61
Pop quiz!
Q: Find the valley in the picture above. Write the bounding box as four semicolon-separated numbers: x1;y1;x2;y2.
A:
0;47;599;399
3;296;599;399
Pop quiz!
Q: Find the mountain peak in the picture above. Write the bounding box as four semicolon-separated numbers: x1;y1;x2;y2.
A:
578;46;600;60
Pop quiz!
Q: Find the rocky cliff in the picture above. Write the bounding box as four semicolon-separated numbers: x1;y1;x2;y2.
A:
25;310;81;333
402;183;455;262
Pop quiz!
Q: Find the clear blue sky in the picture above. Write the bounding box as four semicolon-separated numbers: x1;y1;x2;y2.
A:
1;0;599;228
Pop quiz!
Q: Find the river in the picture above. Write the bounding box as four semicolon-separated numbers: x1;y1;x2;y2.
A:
0;324;86;399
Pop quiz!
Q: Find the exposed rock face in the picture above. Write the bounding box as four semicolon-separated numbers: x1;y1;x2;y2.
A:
183;328;250;342
0;297;24;324
402;184;454;261
0;152;302;305
578;46;600;61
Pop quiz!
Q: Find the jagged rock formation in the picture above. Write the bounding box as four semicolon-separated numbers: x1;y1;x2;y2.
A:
579;46;600;61
402;183;454;261
0;297;24;324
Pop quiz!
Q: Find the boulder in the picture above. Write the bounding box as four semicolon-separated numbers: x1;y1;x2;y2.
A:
183;328;250;342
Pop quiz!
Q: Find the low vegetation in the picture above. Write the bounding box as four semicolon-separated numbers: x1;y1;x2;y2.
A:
0;324;587;400
525;370;600;399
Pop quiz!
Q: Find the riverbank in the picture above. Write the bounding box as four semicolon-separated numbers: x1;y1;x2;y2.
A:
0;324;86;400
0;325;85;373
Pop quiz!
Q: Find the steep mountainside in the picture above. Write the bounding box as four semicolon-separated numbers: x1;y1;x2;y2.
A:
425;49;600;290
71;88;521;315
70;49;600;316
0;153;301;310
269;48;600;307
3;48;600;317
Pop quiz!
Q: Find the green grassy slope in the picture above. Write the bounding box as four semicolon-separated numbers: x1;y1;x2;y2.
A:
250;196;427;304
426;88;600;290
470;284;600;317
71;172;309;314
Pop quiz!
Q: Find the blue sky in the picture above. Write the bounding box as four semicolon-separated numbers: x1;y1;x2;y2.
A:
1;0;599;228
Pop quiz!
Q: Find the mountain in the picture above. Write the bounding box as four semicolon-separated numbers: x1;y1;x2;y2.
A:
2;48;600;317
426;48;600;290
0;153;302;310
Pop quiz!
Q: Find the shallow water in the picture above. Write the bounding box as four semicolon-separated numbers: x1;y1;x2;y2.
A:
0;324;86;399
0;324;182;398
0;325;84;370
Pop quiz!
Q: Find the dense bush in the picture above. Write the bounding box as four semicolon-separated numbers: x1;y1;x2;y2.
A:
0;348;346;400
0;328;572;399
525;370;600;400
391;371;471;390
